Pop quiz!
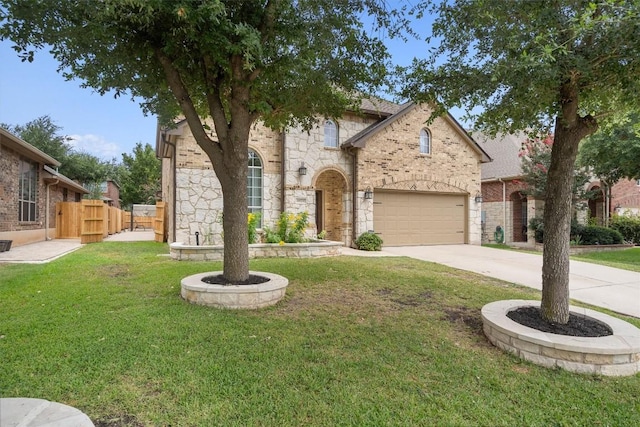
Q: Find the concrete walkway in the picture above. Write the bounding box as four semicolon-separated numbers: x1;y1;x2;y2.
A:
0;230;155;264
381;245;640;318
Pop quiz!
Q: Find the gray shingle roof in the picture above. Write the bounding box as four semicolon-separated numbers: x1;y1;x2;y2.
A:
475;132;527;181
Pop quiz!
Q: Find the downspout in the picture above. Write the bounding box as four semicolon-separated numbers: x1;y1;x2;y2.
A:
604;181;610;227
45;178;59;241
281;132;286;213
498;178;506;236
172;148;177;242
349;147;358;248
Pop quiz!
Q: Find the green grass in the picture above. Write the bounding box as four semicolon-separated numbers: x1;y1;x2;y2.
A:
572;247;640;272
1;242;639;426
483;243;640;272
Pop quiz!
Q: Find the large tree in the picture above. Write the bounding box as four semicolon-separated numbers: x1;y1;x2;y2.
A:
119;142;162;209
403;0;640;323
1;0;397;282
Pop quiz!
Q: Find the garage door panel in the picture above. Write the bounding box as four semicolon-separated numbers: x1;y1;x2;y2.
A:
373;191;466;246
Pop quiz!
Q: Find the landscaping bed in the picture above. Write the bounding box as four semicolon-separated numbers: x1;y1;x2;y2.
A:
170;240;343;261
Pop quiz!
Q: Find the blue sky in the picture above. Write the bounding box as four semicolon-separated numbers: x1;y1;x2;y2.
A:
0;13;436;162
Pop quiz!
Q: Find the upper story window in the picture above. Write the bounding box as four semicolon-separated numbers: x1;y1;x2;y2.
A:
247;149;263;226
420;128;431;155
19;159;38;222
324;119;338;148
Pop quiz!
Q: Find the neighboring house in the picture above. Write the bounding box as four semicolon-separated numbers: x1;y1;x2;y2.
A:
156;101;491;247
478;132;543;246
100;180;121;208
480;132;640;244
587;178;640;222
0;127;88;247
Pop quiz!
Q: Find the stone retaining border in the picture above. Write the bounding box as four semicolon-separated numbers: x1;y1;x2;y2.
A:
482;300;640;376
170;240;343;261
181;271;288;309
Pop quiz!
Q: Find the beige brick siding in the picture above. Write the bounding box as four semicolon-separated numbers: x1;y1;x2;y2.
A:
357;104;484;243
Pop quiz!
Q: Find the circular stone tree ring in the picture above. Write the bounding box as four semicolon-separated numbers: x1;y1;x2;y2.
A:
181;271;288;309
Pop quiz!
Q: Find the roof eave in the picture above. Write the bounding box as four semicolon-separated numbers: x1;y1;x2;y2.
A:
0;127;61;166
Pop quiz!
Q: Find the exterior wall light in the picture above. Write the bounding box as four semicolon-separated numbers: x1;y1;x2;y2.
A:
364;187;373;200
298;163;307;176
475;193;483;203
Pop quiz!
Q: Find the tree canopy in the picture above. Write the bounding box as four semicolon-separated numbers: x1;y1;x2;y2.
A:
1;115;113;185
403;0;640;323
119;143;161;209
579;114;640;184
1;0;400;282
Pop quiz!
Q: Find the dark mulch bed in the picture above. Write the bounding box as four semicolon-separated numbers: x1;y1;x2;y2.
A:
507;306;613;337
202;274;270;286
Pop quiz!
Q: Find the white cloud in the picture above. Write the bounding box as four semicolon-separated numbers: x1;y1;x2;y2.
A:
67;134;122;160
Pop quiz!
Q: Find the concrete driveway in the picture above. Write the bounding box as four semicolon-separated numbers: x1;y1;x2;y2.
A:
383;245;640;318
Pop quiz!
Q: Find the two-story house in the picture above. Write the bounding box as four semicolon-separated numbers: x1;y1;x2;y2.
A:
156;100;491;247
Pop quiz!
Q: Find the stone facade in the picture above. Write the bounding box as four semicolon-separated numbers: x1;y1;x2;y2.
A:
159;103;487;247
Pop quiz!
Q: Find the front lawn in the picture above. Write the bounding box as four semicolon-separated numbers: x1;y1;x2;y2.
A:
572;247;640;272
1;242;638;426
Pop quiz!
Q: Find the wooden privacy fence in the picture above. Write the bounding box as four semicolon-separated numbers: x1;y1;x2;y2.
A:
56;200;127;243
56;200;166;243
154;201;166;243
80;199;106;244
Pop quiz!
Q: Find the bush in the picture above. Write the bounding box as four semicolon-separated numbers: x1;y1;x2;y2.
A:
247;212;260;244
529;217;544;243
263;211;309;243
579;225;624;245
529;218;624;245
355;232;383;251
610;215;640;244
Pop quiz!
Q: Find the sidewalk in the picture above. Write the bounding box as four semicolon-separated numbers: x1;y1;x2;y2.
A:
0;230;155;264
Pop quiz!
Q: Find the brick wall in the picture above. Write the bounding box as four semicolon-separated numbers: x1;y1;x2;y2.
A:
315;170;347;241
612;179;640;213
0;144;46;233
357;104;484;243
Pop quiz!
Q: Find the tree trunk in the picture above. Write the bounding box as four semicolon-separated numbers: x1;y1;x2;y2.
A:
540;120;581;324
540;82;598;324
218;156;249;283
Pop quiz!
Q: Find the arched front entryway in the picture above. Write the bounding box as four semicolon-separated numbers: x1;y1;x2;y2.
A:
511;192;528;242
315;170;348;243
588;186;605;225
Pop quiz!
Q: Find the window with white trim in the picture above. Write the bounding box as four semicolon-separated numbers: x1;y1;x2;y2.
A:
247;149;263;226
324;119;338;148
420;128;431;155
19;159;38;222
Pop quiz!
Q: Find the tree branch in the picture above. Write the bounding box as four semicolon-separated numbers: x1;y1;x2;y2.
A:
154;47;221;158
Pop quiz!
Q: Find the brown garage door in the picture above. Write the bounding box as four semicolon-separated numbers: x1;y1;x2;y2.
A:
373;191;466;246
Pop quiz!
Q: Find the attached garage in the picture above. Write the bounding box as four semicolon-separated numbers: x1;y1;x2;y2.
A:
373;191;467;246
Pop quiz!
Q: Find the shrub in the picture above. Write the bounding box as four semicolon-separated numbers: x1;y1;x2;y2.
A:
610;215;640;244
247;212;261;244
529;218;624;245
529;217;544;243
355;232;383;251
263;211;309;243
578;225;624;245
